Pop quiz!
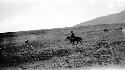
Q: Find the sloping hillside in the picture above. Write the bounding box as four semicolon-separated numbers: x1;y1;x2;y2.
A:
75;10;125;27
1;23;125;70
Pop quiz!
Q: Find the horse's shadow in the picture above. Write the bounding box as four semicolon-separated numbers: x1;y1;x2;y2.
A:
65;36;82;45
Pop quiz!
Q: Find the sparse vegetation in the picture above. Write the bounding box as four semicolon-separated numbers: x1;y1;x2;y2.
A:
1;24;125;69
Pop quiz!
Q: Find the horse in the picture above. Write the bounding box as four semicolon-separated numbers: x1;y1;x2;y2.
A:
66;36;82;45
66;36;74;44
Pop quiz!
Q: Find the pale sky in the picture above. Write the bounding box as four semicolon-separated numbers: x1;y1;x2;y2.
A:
1;0;125;33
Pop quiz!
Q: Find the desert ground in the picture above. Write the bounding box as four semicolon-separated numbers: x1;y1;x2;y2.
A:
1;24;125;70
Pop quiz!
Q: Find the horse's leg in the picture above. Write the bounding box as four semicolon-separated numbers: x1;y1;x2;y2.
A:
70;38;74;45
74;41;76;45
79;39;83;45
80;41;82;45
69;40;72;44
74;38;77;45
69;39;73;45
76;41;78;45
72;41;75;45
73;40;77;45
79;38;82;45
74;40;77;45
75;38;79;45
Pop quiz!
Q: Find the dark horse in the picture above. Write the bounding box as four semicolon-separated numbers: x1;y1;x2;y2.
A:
66;36;82;45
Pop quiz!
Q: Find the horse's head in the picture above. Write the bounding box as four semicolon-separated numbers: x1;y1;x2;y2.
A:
66;36;71;40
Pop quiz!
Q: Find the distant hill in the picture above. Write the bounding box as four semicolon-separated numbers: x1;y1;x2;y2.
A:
75;10;125;27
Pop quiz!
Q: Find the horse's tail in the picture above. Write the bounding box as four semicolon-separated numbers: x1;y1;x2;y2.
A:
77;37;82;41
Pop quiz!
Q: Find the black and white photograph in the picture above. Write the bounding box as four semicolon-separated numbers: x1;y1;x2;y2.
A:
1;0;125;70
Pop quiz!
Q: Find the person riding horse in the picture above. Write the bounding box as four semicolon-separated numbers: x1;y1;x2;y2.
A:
66;31;82;45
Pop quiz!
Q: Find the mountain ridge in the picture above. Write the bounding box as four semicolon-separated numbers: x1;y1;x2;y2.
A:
75;10;125;27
